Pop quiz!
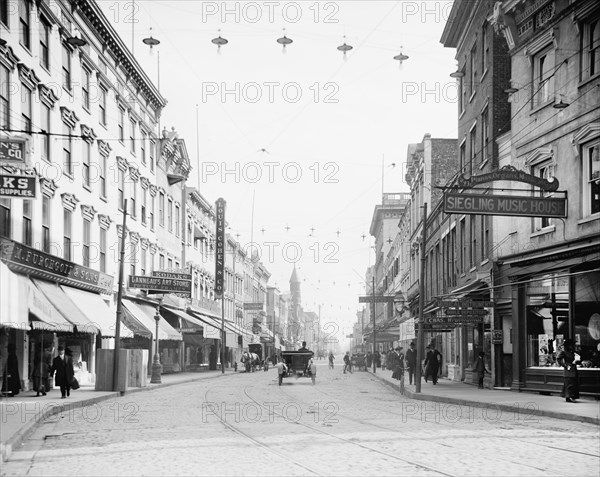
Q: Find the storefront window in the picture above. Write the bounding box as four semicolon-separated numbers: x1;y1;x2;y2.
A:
574;269;600;368
526;272;569;367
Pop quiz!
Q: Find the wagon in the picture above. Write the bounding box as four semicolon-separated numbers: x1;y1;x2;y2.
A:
278;351;316;385
351;353;367;371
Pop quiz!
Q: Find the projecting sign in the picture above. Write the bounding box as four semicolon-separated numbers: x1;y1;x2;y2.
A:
455;165;560;192
443;192;567;218
0;138;26;166
243;302;264;311
151;271;192;281
128;275;191;295
444;308;489;316
0;174;36;198
425;316;484;324
492;330;503;344
358;295;396;303
214;198;226;298
436;299;494;308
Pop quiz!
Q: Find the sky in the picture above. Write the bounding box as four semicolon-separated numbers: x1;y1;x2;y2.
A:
101;0;458;341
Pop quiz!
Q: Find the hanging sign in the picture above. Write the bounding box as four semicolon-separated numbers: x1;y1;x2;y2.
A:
0;174;36;198
443;192;567;218
0;138;27;166
454;165;559;192
214;198;226;298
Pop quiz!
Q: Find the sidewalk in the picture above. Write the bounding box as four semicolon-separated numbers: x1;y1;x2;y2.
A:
369;369;600;426
0;370;236;462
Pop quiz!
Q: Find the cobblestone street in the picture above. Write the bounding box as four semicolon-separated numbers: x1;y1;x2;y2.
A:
2;364;598;476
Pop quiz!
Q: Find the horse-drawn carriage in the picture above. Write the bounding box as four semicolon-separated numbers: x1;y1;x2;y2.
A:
351;353;367;371
241;351;261;372
278;351;316;385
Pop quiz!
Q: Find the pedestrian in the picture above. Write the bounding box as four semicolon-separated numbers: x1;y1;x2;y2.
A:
276;356;288;386
375;351;381;368
556;339;581;403
392;347;404;380
32;347;49;397
50;346;74;398
405;342;417;385
366;351;373;368
381;350;387;370
1;343;22;397
343;351;352;374
472;352;490;389
424;343;442;385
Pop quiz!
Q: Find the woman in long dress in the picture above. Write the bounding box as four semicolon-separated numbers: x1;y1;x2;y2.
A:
556;339;580;403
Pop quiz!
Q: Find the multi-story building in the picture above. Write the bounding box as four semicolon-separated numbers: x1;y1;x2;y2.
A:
490;0;600;395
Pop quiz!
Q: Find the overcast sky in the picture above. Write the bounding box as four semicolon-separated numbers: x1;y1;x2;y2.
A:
102;0;458;340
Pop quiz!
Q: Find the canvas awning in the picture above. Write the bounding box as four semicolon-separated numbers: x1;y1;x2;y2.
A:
0;261;30;330
122;299;182;341
28;278;73;332
162;306;205;333
187;310;222;340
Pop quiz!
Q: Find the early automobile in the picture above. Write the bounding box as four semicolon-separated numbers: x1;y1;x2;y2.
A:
279;351;316;385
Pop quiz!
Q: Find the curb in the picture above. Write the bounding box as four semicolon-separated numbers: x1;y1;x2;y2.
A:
368;371;600;426
1;371;236;462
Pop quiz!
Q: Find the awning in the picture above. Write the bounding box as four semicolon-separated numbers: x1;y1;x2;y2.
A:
0;261;30;330
447;279;488;299
162;306;205;333
187;310;223;339
122;299;182;341
28;277;73;332
61;285;133;338
31;278;100;334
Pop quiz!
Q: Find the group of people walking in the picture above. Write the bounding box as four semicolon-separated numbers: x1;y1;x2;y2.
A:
1;344;78;399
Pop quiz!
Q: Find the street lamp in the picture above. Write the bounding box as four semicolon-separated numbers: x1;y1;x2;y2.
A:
150;304;162;383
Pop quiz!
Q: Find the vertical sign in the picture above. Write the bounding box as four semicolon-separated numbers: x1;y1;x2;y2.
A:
214;198;226;298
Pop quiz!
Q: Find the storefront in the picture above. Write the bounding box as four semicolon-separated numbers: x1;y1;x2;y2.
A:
497;240;600;396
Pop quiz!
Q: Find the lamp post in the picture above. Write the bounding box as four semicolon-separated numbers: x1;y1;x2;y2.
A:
150;303;162;383
415;202;428;394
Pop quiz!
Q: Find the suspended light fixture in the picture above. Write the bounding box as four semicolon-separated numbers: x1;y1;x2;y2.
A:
142;27;160;53
393;46;409;68
553;95;569;109
449;65;465;78
212;29;228;53
337;36;353;60
276;28;293;53
504;86;519;94
66;28;87;47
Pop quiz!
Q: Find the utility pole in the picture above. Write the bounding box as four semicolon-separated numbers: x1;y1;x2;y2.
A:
415;202;428;393
372;275;376;373
113;200;127;392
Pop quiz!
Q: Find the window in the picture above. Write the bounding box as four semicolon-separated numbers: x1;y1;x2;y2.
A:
469;43;477;97
0;65;9;129
533;46;555;106
118;169;125;210
40;102;51;161
62;44;71;91
533;161;555;229
19;0;30;49
460;219;466;273
83;218;91;267
42;196;50;253
0;198;10;238
21;199;32;245
129;118;136;153
458;65;466;114
129;180;136;218
118;107;125;142
460;141;466;174
167;199;173;232
140;130;147;164
63;208;72;260
99;154;107;198
469;126;477;175
149;139;155;172
481;23;489;74
0;0;7;26
470;217;476;268
581;15;600;80
99;228;106;272
168;258;173;270
82;142;91;188
129;240;136;276
481;107;489;164
40;18;50;70
141;187;147;225
62;124;72;176
159;192;165;226
140;248;146;275
159;253;165;270
99;86;107;125
82;68;90;110
582;140;600;216
150;195;155;230
175;204;180;237
21;84;31;132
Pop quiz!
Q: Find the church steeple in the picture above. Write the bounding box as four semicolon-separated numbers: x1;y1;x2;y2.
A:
290;264;299;285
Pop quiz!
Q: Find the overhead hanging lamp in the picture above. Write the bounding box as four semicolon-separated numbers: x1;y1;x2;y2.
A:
276;28;293;53
211;29;228;53
337;35;353;60
393;46;409;68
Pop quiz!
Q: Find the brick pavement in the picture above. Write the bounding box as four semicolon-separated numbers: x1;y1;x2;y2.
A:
368;368;600;425
0;369;236;462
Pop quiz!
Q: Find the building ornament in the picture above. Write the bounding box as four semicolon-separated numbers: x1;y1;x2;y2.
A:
129;231;140;244
128;165;140;182
60;106;79;128
140;238;150;250
80;204;97;221
116;224;129;238
149;242;158;255
98;214;113;230
38;84;59;108
149;184;158;197
80;124;97;144
61;192;80;212
0;44;20;70
97;139;112;157
40;177;58;198
140;177;150;190
17;63;41;91
116;156;129;171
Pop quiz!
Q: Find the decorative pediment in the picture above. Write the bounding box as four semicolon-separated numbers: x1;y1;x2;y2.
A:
149;242;158;255
17;63;41;90
116;156;129;171
140;177;150;190
80;124;97;144
128;165;140;182
61;192;80;212
149;184;158;197
80;204;97;221
524;147;553;166
571;122;600;154
40;177;58;198
38;84;59;108
97;139;112;157
98;214;112;230
129;231;140;244
0;44;20;70
116;224;129;238
60;106;79;128
140;238;149;250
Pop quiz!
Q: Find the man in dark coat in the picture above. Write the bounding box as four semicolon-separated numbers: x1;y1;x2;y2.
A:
50;346;74;398
557;339;581;402
405;342;417;385
1;343;21;397
424;343;442;385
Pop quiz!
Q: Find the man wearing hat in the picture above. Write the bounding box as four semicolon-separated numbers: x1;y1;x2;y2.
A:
405;342;417;385
556;339;581;402
50;346;74;398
